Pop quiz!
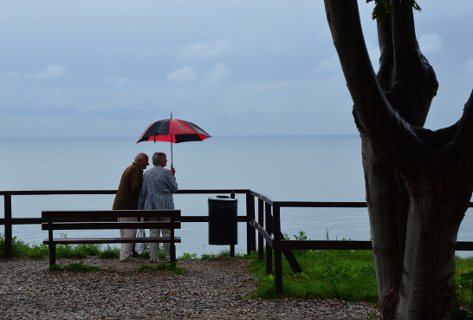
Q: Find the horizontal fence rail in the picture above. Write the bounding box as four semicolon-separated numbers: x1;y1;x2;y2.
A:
2;189;473;293
0;189;253;259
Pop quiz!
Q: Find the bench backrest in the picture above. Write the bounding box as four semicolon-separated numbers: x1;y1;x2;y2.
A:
41;210;181;231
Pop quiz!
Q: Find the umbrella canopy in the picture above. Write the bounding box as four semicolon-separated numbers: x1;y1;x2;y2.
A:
137;118;211;144
136;117;211;165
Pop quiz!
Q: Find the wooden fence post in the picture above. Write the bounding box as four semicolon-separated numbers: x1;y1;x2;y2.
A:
258;198;264;261
265;202;273;275
273;205;283;294
246;192;256;254
4;193;12;258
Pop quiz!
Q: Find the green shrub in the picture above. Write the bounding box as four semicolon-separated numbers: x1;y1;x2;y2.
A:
97;245;120;259
181;252;198;259
0;235;34;257
77;243;101;256
27;244;50;258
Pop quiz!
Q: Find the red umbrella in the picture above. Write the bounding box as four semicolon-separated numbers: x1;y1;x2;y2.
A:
136;115;211;166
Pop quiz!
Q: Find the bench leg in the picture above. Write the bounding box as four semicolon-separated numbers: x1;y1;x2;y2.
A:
49;244;56;266
170;243;176;262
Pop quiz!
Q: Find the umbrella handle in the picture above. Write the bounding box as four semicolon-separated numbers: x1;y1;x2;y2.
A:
170;112;173;166
170;139;173;167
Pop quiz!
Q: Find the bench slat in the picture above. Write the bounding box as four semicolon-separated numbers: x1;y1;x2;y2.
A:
43;237;182;244
42;210;181;220
42;221;181;230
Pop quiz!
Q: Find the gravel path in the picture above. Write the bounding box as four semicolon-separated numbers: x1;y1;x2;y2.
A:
0;257;379;319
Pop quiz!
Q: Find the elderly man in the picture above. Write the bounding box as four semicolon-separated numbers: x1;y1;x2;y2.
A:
113;152;149;262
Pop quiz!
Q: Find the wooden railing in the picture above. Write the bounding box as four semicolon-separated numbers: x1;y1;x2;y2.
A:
2;189;473;294
0;189;254;257
248;192;473;293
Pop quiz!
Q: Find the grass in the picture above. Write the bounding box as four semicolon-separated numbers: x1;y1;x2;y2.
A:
249;233;473;318
250;248;378;302
3;232;473;315
50;261;101;272
248;231;378;301
0;235;120;259
0;234;244;261
135;261;185;274
455;256;473;317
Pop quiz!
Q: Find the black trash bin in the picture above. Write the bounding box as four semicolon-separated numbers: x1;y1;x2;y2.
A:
208;195;238;245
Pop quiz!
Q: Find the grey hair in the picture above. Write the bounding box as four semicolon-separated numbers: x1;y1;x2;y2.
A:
134;152;147;162
152;152;167;166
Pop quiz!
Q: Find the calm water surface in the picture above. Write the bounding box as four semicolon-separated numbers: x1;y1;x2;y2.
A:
1;135;472;257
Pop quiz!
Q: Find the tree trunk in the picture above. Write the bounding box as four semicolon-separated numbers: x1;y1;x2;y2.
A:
361;1;438;316
398;188;466;319
323;0;473;318
361;134;408;316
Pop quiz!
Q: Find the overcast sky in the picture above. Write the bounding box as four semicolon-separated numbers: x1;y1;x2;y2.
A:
1;0;472;138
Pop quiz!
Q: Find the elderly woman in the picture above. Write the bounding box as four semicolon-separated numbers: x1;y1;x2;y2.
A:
138;152;178;262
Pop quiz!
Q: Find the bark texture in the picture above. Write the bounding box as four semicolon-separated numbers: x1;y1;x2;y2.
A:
324;0;473;319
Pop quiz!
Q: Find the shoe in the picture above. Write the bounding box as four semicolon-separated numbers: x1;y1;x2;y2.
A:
119;257;138;262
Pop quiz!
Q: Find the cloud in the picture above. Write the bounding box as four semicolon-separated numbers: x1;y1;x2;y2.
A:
1;1;472;139
312;55;340;73
419;33;443;53
2;65;66;80
166;63;231;85
178;39;231;60
102;76;135;86
202;63;231;85
166;66;198;83
3;70;21;80
36;65;66;79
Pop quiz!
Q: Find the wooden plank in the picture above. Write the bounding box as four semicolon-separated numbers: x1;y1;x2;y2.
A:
181;216;208;222
41;210;181;220
249;220;273;246
455;242;473;250
42;221;181;230
275;240;373;250
43;237;182;245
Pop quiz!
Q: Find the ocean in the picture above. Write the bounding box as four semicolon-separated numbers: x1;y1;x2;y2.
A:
1;135;473;257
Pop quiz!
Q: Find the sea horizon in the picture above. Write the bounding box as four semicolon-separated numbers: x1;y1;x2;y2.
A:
2;134;473;257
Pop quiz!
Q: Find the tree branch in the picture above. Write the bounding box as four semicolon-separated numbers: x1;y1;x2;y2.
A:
376;13;393;92
391;0;418;74
452;90;473;146
324;0;430;179
389;0;438;126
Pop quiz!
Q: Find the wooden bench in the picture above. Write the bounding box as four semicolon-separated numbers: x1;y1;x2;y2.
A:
42;210;181;266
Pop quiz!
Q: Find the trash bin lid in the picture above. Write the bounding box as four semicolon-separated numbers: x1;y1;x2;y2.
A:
208;195;237;202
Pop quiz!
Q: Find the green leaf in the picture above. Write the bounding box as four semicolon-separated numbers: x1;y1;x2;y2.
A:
367;0;421;23
462;271;473;281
